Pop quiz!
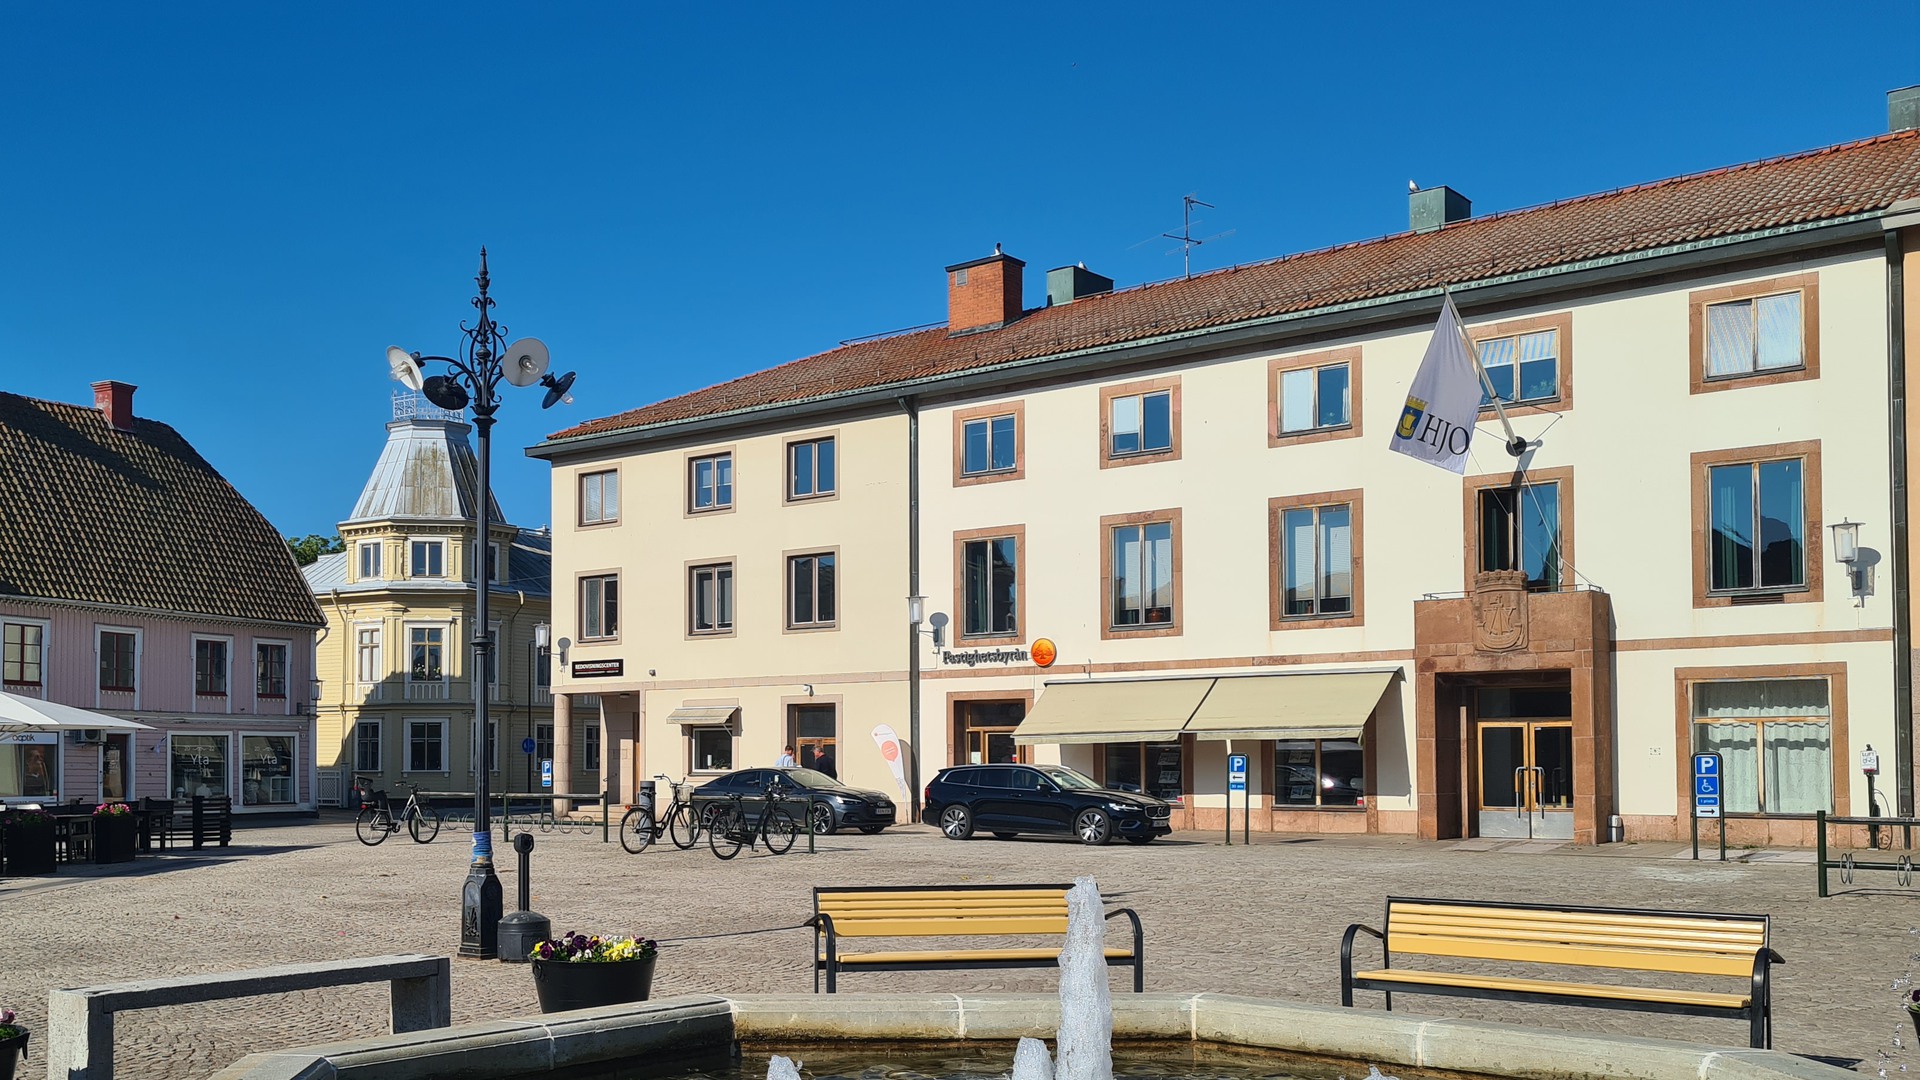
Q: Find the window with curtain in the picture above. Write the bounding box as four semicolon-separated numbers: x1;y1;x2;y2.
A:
1277;362;1351;434
1109;391;1173;457
1478;481;1561;590
1706;292;1803;378
962;536;1018;636
1708;459;1804;593
1692;679;1831;814
1477;329;1559;405
1110;521;1175;627
1279;503;1352;617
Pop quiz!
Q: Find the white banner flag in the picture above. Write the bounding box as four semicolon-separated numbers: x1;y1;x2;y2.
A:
870;724;911;803
1388;291;1485;474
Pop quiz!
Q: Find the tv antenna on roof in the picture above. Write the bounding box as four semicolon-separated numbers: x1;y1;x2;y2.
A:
1160;194;1234;281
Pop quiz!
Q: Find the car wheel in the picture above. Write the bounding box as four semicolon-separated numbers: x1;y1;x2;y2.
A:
1125;836;1154;845
858;824;886;835
992;832;1018;840
939;805;974;840
1074;808;1113;846
809;802;836;835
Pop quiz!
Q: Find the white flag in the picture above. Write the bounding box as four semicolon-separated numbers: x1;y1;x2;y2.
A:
1388;291;1484;474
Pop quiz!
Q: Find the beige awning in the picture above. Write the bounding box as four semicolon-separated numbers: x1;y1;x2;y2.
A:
665;705;738;726
1184;671;1396;741
1013;679;1214;745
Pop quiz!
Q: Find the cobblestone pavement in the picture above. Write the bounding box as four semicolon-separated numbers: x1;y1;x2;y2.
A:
3;817;1917;1079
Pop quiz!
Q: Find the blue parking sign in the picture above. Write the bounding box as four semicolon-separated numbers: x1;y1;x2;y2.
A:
540;759;553;789
1693;753;1718;776
1696;775;1719;796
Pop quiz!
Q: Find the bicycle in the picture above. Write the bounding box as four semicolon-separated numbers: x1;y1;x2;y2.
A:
618;775;707;853
354;779;441;845
707;781;801;860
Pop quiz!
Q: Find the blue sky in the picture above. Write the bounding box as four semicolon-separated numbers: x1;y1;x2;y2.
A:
4;3;1916;538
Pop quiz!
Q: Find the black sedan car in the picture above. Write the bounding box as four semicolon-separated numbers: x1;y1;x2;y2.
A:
689;767;897;834
924;763;1172;845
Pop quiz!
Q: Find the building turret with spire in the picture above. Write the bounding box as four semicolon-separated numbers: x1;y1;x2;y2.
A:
303;393;587;809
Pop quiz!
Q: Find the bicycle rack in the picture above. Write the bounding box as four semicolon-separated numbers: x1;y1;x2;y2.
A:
1815;810;1920;896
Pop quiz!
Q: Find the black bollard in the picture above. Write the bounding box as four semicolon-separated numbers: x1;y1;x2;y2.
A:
496;832;551;963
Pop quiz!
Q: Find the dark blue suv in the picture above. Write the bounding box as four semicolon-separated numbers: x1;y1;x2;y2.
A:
924;763;1172;845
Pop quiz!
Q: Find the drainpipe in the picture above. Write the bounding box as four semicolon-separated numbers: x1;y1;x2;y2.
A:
312;603;331;814
1888;226;1914;816
902;396;922;821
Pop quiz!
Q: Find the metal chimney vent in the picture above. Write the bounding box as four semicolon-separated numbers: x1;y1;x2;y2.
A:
1892;85;1920;133
1410;185;1472;233
1046;265;1114;306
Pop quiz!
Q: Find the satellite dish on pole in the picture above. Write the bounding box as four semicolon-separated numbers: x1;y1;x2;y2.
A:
386;346;424;391
502;338;550;388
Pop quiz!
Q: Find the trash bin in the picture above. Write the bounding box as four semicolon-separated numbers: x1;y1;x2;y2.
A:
635;780;656;817
1607;814;1625;844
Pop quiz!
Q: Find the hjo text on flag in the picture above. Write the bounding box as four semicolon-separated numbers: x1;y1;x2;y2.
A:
1389;291;1485;474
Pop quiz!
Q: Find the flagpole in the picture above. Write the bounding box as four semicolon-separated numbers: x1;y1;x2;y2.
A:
1446;289;1530;458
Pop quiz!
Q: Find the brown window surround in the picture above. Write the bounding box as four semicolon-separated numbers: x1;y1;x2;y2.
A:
1267;489;1364;630
1098;376;1182;470
685;558;738;640
1469;311;1574;416
685;447;737;518
1689;273;1820;395
952;524;1026;647
1099;508;1183;640
1690;440;1823;608
577;570;621;643
1268;347;1362;447
783;546;841;634
784;431;840;504
578;468;620;528
947;689;1035;767
952;401;1026;487
1671;662;1849;818
1460;466;1576;592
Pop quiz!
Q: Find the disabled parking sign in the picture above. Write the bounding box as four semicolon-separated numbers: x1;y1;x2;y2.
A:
1692;753;1721;818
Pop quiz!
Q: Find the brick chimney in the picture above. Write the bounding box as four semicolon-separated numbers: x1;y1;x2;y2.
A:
91;380;137;432
945;246;1025;335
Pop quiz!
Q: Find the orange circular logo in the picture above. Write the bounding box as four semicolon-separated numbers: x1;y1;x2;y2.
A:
1030;638;1057;668
879;741;899;762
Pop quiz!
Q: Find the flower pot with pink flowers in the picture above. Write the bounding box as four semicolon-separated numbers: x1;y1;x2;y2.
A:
0;1007;29;1080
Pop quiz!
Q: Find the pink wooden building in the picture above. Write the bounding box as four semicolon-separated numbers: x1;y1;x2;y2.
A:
0;381;324;813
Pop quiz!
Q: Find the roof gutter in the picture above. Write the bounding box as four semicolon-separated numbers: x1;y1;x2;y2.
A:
0;593;326;631
528;211;1889;461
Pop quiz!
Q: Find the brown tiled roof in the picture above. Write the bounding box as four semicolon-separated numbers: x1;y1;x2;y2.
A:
550;129;1920;444
0;392;325;627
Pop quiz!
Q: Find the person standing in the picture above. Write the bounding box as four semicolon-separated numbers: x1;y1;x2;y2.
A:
776;745;797;768
814;746;837;780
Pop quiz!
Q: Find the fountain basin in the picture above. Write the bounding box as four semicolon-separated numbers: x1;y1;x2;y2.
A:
205;993;1850;1080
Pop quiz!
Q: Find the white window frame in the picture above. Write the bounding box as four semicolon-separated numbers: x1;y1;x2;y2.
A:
406;623;447;684
1108;390;1174;457
688;724;735;774
169;731;233;800
409;537;447;579
405;718;449;775
356;541;383;581
354;624;383;686
689;453;734;512
581;469;621;525
96;624;141;706
354;719;383;773
2;617;50;696
192;634;234;711
254;638;292;715
1276;360;1352;435
960;414;1018;477
238;730;300;808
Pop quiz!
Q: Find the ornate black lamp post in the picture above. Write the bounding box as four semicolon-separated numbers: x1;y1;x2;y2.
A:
387;249;575;959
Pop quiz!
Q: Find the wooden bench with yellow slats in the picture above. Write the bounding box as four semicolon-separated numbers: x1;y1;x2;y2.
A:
808;884;1144;994
1340;896;1783;1048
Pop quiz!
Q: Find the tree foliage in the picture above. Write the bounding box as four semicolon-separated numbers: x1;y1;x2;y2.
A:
286;533;345;566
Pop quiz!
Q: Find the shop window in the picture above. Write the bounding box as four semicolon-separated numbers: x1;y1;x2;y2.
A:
171;734;230;798
790;704;836;771
690;726;733;772
1691;679;1831;814
1;735;56;798
408;720;446;773
354;721;381;773
1103;742;1184;803
241;735;296;806
1274;739;1364;807
2;621;43;689
99;630;136;692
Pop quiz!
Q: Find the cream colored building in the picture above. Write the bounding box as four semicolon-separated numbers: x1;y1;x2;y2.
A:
307;397;587;808
533;98;1920;846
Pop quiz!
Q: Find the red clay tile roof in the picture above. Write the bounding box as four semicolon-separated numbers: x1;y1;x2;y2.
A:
549;130;1920;444
0;392;326;627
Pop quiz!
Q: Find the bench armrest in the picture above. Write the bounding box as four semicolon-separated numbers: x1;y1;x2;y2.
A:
808;912;837;993
1104;906;1144;955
